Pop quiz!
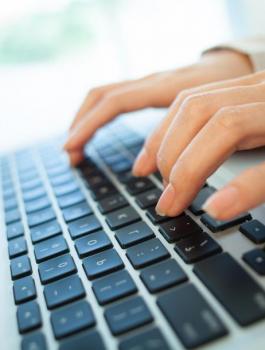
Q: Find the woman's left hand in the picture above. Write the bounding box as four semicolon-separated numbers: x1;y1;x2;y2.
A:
132;70;265;220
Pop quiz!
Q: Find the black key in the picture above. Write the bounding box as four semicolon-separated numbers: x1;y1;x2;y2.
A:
243;249;265;275
115;221;154;248
90;183;117;200
17;301;42;334
116;170;134;184
44;275;86;309
157;284;227;349
34;236;69;263
135;188;162;209
13;276;36;304
68;215;102;239
8;237;27;258
20;178;42;192
140;259;187;293
98;194;128;214
119;328;170;350
51;300;95;339
27;207;56;227
6;221;24;240
31;220;61;243
159;215;202;243
93;270;137;305
11;255;32;280
23;187;46;202
62;201;92;222
59;330;105;350
146;206;171;224
201;212;252;232
57;190;85;209
189;186;216;215
106;206;140;230
21;332;47;350
25;196;50;214
83;249;124;280
75;231;112;258
105;296;153;335
84;172;107;188
5;208;20;224
126;178;155;195
194;253;265;326
4;197;17;211
240;219;265;244
53;181;79;197
50;173;74;187
175;232;222;263
38;254;77;284
126;238;170;269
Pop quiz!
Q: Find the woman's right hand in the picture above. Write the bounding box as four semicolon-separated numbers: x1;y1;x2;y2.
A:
64;49;252;165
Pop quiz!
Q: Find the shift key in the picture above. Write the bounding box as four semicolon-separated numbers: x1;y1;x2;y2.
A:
194;253;265;326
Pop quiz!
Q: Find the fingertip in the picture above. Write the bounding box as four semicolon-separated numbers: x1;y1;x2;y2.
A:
132;148;156;177
67;150;84;167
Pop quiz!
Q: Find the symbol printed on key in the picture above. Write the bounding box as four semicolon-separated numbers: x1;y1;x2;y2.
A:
97;259;107;266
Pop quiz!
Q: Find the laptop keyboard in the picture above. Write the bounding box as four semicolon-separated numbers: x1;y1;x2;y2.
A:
1;122;265;350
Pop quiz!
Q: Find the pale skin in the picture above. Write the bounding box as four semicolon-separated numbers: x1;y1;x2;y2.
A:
64;49;265;221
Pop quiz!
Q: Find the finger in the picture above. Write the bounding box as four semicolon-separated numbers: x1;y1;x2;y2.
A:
155;101;265;216
203;162;265;220
133;71;263;177
68;149;84;166
157;82;265;182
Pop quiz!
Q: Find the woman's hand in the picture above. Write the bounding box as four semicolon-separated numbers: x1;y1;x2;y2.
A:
64;49;252;165
132;70;265;220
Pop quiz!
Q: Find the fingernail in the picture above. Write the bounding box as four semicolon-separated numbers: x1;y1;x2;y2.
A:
155;183;175;216
202;185;239;218
132;148;150;176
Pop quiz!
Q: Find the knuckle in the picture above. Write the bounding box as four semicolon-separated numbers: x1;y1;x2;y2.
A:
176;89;193;105
181;93;209;116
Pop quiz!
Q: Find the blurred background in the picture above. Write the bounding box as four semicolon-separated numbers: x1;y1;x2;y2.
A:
0;0;265;152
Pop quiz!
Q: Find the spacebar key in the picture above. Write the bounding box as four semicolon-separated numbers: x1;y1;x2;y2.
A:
194;253;265;326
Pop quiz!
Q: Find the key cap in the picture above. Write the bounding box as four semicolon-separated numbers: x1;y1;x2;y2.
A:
68;215;102;239
98;194;128;214
39;254;77;284
4;197;17;211
25;196;50;214
21;178;42;192
93;270;137;305
106;206;140;230
146;206;171;224
23;187;46;202
54;181;79;197
21;332;47;350
3;186;15;199
84;172;107;188
51;300;95;339
157;284;227;349
135;188;162;209
47;164;70;178
50;173;74;187
111;160;133;173
126;178;155;195
201;212;252;232
44;275;86;309
6;221;24;240
159;215;202;243
17;301;42;333
189;186;216;215
63;202;92;222
83;249;124;280
240;219;265;244
31;220;61;243
105;296;153;335
115;221;154;248
13;276;36;304
116;171;134;184
59;330;105;350
75;231;112;258
11;255;32;280
119;328;170;350
194;253;265;326
140;259;187;293
175;232;222;263
27;207;56;227
57;190;85;209
90;183;117;200
5;208;20;224
126;238;170;269
103;153;126;166
34;236;69;263
8;237;27;258
243;249;265;275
